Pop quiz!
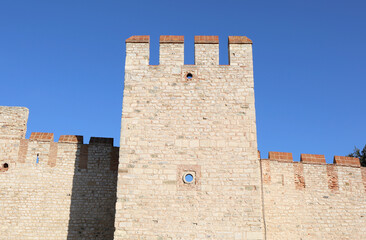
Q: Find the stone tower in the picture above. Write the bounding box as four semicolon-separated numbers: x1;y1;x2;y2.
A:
114;35;265;239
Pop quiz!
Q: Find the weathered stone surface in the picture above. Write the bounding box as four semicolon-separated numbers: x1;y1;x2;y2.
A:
115;36;264;239
0;108;118;240
1;35;366;240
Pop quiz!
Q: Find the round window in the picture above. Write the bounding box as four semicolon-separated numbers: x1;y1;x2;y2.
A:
183;173;194;183
186;73;193;79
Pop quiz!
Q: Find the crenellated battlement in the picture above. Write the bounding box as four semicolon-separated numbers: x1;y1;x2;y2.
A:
0;106;119;239
125;35;253;66
0;107;119;172
5;133;119;171
28;132;114;145
261;151;366;193
263;151;361;167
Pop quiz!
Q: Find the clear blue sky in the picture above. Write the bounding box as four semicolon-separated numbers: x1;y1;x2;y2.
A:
1;0;365;163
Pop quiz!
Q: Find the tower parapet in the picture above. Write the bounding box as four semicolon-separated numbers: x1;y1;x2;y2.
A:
116;35;263;239
125;35;253;66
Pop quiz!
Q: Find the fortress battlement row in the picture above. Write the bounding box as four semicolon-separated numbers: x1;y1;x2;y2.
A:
1;36;365;240
125;35;253;67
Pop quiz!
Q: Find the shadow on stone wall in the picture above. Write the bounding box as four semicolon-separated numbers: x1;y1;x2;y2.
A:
67;141;119;240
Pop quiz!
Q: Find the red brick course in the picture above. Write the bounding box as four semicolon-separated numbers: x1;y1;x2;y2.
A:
228;36;253;44
194;36;219;44
126;35;150;43
59;135;84;144
301;154;326;164
160;35;184;43
334;156;360;167
268;152;293;162
294;163;305;189
30;132;54;142
17;139;28;163
326;165;339;192
79;145;88;169
48;142;58;167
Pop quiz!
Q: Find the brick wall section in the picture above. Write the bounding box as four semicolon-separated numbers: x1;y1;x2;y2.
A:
334;155;360;167
228;36;253;44
326;164;339;192
79;145;89;169
194;35;219;44
59;135;84;144
30;132;54;142
48;142;58;167
294;162;305;189
160;35;184;43
301;153;326;164
125;35;149;43
268;151;293;162
17;139;28;163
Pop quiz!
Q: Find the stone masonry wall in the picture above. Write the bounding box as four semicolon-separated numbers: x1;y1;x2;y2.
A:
2;35;366;240
115;35;264;239
261;152;366;239
0;106;119;240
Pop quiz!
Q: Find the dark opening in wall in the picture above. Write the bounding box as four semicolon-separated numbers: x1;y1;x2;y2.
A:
3;163;8;168
186;73;193;79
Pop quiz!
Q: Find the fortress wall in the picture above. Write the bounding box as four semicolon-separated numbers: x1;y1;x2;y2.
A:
115;36;264;239
0;106;28;139
0;107;29;168
261;152;366;240
0;107;118;240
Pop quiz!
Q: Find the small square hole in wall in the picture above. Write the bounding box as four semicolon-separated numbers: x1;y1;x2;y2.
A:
177;165;201;191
